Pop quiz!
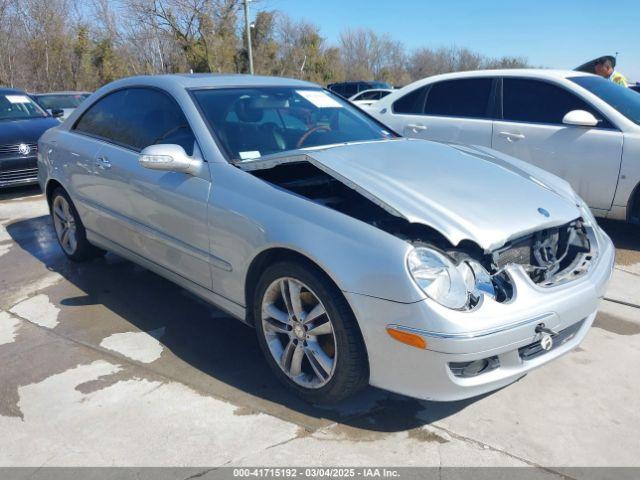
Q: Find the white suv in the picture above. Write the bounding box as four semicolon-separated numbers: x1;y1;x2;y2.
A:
370;69;640;223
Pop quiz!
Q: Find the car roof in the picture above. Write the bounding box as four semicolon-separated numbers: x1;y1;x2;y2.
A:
34;91;92;96
416;69;595;82
355;88;393;94
0;87;27;95
329;80;389;85
105;73;318;91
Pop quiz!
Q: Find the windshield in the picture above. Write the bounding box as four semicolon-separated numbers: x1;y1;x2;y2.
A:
570;76;640;126
0;93;47;120
36;93;89;110
192;87;396;162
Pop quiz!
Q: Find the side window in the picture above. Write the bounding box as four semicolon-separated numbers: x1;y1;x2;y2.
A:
344;84;359;98
356;91;379;101
329;85;344;97
502;78;611;127
74;88;195;155
74;90;127;141
392;86;428;114
424;78;494;118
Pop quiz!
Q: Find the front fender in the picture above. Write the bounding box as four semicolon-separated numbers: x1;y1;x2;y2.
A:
207;164;425;306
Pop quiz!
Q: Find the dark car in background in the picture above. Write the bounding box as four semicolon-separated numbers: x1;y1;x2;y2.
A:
0;88;60;188
327;81;392;99
32;91;91;121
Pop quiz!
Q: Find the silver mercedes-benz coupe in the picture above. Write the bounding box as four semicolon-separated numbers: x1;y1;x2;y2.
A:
38;74;615;403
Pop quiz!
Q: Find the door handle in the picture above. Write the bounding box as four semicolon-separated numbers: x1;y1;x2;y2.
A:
498;131;525;142
95;156;111;169
407;123;427;132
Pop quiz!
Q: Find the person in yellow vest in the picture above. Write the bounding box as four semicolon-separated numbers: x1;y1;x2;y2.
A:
594;56;628;87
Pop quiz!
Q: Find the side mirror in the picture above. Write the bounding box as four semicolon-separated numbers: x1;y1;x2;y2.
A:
562;110;599;127
139;144;202;175
50;108;64;118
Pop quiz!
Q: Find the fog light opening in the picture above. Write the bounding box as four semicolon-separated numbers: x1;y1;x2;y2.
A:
450;356;499;378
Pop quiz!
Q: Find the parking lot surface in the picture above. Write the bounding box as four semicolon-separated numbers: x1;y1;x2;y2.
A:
1;186;639;471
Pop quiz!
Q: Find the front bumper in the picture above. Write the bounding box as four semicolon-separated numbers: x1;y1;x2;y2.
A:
345;229;615;401
0;157;39;188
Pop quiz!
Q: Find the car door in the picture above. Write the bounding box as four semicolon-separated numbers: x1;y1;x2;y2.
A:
70;90;134;244
72;87;212;289
492;78;623;212
384;77;496;146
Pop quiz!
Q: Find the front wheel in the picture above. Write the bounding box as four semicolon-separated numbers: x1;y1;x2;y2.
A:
50;188;105;261
253;260;369;404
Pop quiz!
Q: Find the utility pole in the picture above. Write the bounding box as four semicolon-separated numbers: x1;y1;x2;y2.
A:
243;0;254;74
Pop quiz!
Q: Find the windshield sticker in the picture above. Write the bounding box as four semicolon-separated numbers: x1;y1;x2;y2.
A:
239;151;261;161
296;90;342;108
5;95;31;104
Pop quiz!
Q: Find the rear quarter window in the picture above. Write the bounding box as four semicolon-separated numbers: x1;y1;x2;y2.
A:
392;86;428;114
424;78;494;118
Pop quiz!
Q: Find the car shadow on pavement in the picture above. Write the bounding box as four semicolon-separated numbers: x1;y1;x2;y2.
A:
598;219;640;252
0;184;42;202
7;214;486;433
598;219;640;269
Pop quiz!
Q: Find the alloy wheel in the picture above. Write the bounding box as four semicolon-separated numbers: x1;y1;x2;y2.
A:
261;277;337;389
52;195;78;255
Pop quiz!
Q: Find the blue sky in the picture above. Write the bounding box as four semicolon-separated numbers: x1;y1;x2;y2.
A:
259;0;639;81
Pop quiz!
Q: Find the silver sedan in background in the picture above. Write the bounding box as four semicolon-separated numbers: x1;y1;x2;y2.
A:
348;88;393;107
38;74;614;403
32;91;91;120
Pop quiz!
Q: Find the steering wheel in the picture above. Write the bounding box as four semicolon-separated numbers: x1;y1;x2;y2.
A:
296;125;332;148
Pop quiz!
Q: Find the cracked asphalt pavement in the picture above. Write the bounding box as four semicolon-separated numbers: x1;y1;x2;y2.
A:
1;186;639;471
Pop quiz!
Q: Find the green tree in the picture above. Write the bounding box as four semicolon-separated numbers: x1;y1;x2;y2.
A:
72;25;96;90
93;38;125;85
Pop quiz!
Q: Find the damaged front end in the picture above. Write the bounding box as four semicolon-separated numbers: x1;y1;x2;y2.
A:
405;219;595;311
241;156;596;311
492;219;595;287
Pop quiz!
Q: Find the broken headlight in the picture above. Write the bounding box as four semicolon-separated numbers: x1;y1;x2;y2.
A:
408;247;507;310
406;248;472;310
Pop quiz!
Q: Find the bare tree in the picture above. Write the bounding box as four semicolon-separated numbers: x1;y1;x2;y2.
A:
274;13;337;83
124;0;240;73
407;46;529;81
0;0;533;93
338;28;409;85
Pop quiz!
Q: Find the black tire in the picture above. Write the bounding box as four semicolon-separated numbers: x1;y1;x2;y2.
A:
253;260;369;404
630;185;640;223
50;187;105;262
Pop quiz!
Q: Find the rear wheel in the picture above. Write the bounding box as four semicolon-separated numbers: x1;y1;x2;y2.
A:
253;260;369;404
50;188;105;261
630;185;640;223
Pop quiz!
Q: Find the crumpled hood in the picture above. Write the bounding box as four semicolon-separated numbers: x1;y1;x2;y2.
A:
301;139;582;251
